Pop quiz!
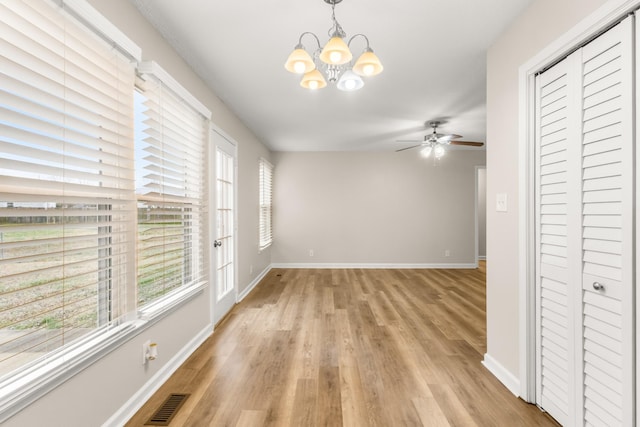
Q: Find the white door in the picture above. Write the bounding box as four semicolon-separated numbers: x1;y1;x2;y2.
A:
579;19;634;426
211;129;237;325
535;16;635;427
535;51;577;427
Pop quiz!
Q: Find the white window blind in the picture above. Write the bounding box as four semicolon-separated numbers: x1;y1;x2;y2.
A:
258;158;273;250
0;0;137;379
135;62;209;307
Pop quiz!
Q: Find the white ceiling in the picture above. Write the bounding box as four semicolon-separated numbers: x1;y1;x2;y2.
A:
131;0;533;152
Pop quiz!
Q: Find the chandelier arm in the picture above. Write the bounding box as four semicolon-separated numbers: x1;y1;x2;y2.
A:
297;31;322;50
347;33;371;50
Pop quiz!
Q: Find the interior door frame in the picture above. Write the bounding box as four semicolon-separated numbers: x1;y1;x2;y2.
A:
475;166;486;267
517;0;640;404
209;123;239;328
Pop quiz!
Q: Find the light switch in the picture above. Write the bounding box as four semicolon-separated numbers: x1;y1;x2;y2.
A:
496;193;508;212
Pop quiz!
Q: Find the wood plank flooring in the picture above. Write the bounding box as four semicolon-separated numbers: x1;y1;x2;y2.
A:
126;264;559;426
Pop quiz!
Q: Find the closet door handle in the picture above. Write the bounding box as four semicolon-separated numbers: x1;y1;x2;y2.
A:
592;282;605;292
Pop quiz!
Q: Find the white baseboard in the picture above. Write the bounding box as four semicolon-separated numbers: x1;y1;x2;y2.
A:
270;262;477;269
482;353;520;397
238;265;272;302
103;325;212;427
478;255;487;261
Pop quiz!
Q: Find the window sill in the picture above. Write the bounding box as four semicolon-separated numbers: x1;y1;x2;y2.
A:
138;281;207;323
0;281;206;424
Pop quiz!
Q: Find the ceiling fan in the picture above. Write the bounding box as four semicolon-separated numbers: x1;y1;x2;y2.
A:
396;121;484;159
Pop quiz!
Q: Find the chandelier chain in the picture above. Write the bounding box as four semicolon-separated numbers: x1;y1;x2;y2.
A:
328;2;347;39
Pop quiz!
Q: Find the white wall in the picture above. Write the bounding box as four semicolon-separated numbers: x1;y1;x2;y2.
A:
272;150;486;266
486;0;610;380
4;1;271;425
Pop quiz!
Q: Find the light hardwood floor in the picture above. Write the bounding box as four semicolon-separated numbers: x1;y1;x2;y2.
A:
126;264;559;426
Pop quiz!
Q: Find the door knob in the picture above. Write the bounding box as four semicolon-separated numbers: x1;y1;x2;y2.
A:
214;240;222;248
592;282;605;291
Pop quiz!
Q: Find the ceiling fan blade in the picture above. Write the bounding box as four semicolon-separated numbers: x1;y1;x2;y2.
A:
437;133;462;142
395;144;423;152
449;140;485;147
396;139;423;143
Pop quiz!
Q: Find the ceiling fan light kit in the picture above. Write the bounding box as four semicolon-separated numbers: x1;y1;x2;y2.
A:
419;141;445;160
284;0;383;91
420;146;432;158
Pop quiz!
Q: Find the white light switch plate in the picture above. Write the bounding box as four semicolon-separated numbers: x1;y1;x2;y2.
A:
496;193;508;212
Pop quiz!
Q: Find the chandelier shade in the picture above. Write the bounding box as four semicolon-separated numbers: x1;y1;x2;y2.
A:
319;36;353;65
300;69;327;90
285;0;382;91
353;49;384;76
337;70;364;91
284;47;316;74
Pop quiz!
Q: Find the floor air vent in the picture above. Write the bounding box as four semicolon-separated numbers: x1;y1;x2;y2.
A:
145;393;190;426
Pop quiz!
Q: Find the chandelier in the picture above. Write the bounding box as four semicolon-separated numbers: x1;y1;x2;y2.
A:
284;0;383;91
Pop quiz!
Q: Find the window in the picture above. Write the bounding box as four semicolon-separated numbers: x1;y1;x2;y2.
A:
258;158;273;250
135;62;210;309
0;0;138;379
0;1;211;418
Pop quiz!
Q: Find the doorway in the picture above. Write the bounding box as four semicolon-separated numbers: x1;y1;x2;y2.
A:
476;166;487;266
211;128;237;325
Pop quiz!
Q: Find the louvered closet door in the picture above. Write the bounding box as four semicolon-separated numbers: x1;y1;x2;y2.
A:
535;15;635;427
579;18;634;427
535;52;580;427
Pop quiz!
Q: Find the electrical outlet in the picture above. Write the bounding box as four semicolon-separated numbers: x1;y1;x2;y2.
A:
309;249;314;257
445;250;450;257
249;265;253;274
142;340;150;364
142;340;157;364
